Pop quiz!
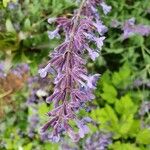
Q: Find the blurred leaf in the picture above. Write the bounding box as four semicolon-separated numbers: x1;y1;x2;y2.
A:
5;19;16;33
119;114;133;135
112;63;131;88
129;35;144;47
23;18;31;31
38;103;49;116
136;129;150;144
110;142;140;150
23;143;32;150
2;0;10;7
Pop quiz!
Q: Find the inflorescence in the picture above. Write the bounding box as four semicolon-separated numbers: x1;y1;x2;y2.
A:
39;0;111;142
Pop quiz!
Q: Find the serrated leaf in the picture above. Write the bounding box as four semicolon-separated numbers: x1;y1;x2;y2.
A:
91;105;119;132
112;63;131;87
115;95;137;115
101;83;117;103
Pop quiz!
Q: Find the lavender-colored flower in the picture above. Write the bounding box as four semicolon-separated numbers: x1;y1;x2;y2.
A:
11;63;29;78
122;18;150;39
61;143;78;150
76;119;89;138
84;132;112;150
94;36;105;50
93;20;108;35
39;0;110;142
139;101;150;116
47;28;60;39
86;46;99;61
100;2;112;15
110;20;120;28
38;63;55;78
48;18;57;24
8;2;18;10
0;62;5;78
28;114;39;138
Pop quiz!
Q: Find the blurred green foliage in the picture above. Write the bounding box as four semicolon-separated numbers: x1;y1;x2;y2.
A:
0;0;150;149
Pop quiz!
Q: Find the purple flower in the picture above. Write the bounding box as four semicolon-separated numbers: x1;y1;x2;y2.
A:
110;20;120;28
39;0;109;142
122;18;150;39
28;114;39;138
48;18;57;24
80;74;100;89
86;46;99;61
0;62;5;78
93;20;108;35
100;2;112;15
47;28;60;39
0;63;4;71
67;127;80;142
84;132;112;150
139;101;150;116
76;120;89;138
38;63;54;78
94;36;105;50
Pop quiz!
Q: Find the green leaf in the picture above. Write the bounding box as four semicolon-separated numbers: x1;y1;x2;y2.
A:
38;103;49;116
3;0;10;7
136;129;150;144
115;95;137;115
91;105;119;132
129;35;144;47
101;83;118;103
112;72;122;86
24;18;31;31
128;120;140;137
100;70;111;84
23;143;32;150
112;63;131;88
119;114;133;135
5;19;16;33
110;142;140;150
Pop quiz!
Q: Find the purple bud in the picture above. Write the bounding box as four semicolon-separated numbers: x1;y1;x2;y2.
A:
38;63;54;78
94;37;105;50
47;18;56;24
47;28;60;39
86;46;99;61
100;2;112;15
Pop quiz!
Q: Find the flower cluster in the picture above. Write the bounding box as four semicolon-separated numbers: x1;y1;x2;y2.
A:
28;114;39;138
83;132;112;150
39;0;111;142
111;18;150;39
26;68;51;139
139;101;150;116
122;18;150;39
